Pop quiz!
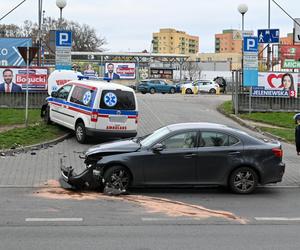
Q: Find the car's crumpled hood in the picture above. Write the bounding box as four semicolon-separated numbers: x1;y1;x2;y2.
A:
85;139;140;156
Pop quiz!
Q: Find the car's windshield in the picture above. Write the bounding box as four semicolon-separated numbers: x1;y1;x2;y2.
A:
140;127;170;147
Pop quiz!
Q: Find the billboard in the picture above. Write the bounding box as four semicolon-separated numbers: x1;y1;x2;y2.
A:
0;38;32;67
256;72;299;98
0;67;48;93
104;63;136;79
281;45;300;69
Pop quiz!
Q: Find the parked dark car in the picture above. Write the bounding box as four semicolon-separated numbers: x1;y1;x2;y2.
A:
137;79;176;94
60;123;285;194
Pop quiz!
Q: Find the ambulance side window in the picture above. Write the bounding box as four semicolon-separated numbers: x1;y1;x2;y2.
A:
57;85;72;100
70;86;94;107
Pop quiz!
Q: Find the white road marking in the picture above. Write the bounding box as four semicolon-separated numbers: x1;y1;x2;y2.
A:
255;217;300;221
25;218;83;222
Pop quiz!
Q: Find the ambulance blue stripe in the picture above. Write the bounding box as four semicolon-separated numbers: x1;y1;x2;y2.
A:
48;98;138;116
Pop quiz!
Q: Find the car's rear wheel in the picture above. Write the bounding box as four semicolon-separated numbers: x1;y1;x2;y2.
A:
150;88;155;94
170;88;175;94
209;88;217;94
229;167;258;194
141;91;146;94
185;88;192;94
75;122;87;144
104;166;131;191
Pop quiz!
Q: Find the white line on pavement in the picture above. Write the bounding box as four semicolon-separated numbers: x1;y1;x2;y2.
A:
255;217;300;221
142;217;201;221
25;218;83;222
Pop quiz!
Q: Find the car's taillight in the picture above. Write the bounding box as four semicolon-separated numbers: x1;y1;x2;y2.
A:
91;112;98;122
272;148;283;158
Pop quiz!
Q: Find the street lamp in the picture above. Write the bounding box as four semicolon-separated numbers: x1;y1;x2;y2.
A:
237;4;248;31
56;0;67;22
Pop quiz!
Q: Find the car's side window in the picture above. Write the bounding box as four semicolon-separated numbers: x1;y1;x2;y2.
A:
57;85;72;100
70;86;94;107
161;131;198;149
200;132;240;147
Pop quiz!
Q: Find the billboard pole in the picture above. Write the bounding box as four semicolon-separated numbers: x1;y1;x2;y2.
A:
25;44;29;127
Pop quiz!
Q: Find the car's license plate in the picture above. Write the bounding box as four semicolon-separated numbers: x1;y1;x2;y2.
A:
109;115;127;123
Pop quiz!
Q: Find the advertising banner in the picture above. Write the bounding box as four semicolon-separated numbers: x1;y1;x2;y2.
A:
104;63;136;79
0;38;32;67
280;45;300;69
0;67;48;92
257;72;299;98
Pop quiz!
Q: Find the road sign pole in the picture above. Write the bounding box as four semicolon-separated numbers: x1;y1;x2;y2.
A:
25;44;29;127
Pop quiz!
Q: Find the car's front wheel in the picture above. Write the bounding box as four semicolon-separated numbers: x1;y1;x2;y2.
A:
150;88;156;94
104;166;131;191
185;88;193;94
229;167;258;194
209;88;217;94
75;122;87;144
170;88;175;94
43;106;52;124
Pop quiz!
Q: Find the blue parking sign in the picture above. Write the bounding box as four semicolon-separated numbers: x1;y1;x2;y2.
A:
243;37;258;52
55;31;72;47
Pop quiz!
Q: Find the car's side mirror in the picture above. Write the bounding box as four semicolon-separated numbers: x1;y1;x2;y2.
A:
51;91;58;98
152;143;165;152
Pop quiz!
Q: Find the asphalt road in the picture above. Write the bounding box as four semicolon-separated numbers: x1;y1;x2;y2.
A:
1;187;300;250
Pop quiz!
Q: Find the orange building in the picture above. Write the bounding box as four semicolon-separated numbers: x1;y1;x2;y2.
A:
280;33;293;45
215;30;245;53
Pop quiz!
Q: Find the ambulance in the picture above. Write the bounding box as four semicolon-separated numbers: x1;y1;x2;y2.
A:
42;80;138;143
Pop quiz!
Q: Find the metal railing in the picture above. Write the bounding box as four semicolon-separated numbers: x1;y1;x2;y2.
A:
0;92;48;109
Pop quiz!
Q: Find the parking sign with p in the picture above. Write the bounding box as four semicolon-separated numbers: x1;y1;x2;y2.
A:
56;31;72;47
243;36;258;52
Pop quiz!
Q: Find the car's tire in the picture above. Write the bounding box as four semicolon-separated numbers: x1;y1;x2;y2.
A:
141;91;146;94
103;166;132;191
162;92;166;94
150;88;156;94
75;122;87;144
209;88;217;94
185;88;193;94
43;106;52;124
229;167;258;194
170;88;175;94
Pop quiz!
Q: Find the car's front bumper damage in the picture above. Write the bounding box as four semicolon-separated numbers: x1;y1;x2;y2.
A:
59;159;103;190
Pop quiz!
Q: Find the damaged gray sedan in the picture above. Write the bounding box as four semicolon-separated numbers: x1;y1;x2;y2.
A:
60;122;285;194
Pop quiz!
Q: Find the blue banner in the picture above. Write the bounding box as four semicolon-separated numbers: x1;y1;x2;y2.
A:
0;38;32;66
251;86;289;97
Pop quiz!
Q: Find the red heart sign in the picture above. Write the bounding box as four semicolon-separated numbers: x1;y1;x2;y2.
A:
267;73;284;88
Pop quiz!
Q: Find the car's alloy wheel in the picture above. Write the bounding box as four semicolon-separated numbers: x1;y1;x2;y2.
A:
104;166;131;191
75;122;87;144
150;88;155;94
185;88;192;94
229;167;258;194
209;88;217;94
170;88;175;94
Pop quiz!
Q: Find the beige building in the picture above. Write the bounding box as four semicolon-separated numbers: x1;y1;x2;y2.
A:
280;33;294;45
190;52;242;70
152;28;199;55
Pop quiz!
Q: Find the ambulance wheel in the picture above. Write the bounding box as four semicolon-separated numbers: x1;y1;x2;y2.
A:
75;122;87;144
43;106;52;124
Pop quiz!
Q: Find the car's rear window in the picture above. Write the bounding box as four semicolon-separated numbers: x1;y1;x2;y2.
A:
100;90;136;110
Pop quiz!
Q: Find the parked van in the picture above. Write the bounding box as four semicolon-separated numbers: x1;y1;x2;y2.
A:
41;80;138;143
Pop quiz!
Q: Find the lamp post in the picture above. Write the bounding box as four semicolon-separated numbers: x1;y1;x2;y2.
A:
56;0;67;28
236;3;248;115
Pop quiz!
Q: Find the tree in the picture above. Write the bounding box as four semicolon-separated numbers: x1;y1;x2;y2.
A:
183;61;202;81
0;17;107;52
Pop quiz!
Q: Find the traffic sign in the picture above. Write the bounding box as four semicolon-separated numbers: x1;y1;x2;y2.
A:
55;31;72;47
257;29;279;43
243;37;258;52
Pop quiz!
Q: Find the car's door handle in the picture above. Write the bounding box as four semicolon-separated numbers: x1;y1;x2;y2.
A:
228;151;241;156
184;153;197;159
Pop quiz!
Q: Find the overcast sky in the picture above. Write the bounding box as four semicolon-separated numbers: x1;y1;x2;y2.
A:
1;0;298;52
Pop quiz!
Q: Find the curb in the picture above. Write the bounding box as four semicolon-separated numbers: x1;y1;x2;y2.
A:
0;132;72;156
216;105;289;143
